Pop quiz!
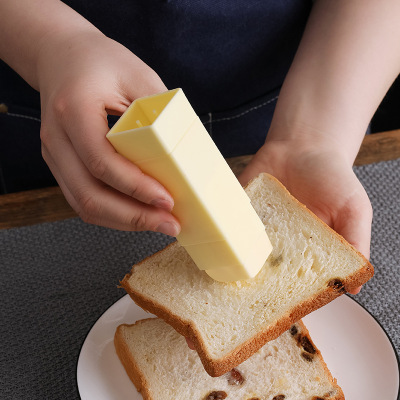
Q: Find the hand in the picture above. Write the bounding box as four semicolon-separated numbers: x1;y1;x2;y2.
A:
239;136;372;294
37;31;180;235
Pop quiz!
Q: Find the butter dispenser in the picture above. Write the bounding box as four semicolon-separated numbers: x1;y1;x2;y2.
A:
106;88;272;282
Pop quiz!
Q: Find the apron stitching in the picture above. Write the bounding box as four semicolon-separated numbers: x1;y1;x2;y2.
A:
5;95;278;130
208;112;213;137
212;95;278;123
5;112;41;123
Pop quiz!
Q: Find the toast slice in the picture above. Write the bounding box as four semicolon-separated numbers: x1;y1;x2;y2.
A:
121;173;373;376
114;318;344;400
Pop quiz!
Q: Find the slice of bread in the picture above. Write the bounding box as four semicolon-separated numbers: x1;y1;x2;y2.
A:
121;173;373;377
114;318;344;400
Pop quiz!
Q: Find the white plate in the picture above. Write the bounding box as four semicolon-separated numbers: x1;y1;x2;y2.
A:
77;295;399;400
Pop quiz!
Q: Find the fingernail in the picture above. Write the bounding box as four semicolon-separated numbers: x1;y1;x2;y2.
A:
151;198;173;211
349;286;362;295
156;221;180;237
185;338;196;350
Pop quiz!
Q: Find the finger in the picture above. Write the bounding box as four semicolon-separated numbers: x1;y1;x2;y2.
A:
333;192;372;296
237;155;266;187
185;338;196;350
333;195;372;260
348;286;362;295
42;133;180;234
53;101;175;211
118;62;168;101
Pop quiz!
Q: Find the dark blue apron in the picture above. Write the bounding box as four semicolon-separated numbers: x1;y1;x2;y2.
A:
0;0;312;193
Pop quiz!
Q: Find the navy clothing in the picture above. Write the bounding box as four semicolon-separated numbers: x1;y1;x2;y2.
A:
0;1;312;193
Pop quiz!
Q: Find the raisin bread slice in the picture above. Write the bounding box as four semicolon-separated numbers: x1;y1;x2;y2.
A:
121;173;373;377
114;318;344;400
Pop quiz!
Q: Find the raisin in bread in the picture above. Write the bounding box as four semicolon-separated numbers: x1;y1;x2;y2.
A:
121;173;373;377
114;318;344;400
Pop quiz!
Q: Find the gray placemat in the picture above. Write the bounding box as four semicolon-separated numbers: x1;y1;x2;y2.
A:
353;159;400;356
0;222;174;399
0;159;399;399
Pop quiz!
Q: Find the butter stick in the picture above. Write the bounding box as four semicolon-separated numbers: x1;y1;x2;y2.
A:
106;88;272;282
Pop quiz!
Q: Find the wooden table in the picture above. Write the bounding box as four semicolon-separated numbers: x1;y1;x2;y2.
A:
1;129;400;230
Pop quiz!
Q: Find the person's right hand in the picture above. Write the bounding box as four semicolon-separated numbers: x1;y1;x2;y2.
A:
37;30;180;235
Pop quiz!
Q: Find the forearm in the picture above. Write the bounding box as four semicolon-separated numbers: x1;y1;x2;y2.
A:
270;0;400;164
0;0;100;90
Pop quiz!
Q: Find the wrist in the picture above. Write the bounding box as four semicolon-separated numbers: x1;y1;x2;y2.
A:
267;95;366;166
36;25;103;90
262;128;355;175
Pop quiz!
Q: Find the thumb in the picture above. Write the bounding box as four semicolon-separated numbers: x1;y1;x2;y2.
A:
120;61;168;103
334;197;372;261
333;194;372;295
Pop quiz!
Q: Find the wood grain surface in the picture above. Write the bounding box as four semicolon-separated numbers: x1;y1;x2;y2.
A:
1;130;399;230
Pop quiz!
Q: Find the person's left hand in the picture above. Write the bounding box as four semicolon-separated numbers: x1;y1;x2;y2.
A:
238;136;372;295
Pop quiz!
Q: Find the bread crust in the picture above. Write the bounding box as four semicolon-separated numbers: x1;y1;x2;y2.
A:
120;172;374;377
114;321;154;400
121;264;371;377
295;321;345;400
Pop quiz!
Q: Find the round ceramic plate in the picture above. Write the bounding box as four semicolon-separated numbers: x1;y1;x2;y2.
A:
77;294;399;400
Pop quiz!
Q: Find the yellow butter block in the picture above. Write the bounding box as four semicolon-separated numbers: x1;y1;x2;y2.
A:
106;88;272;282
